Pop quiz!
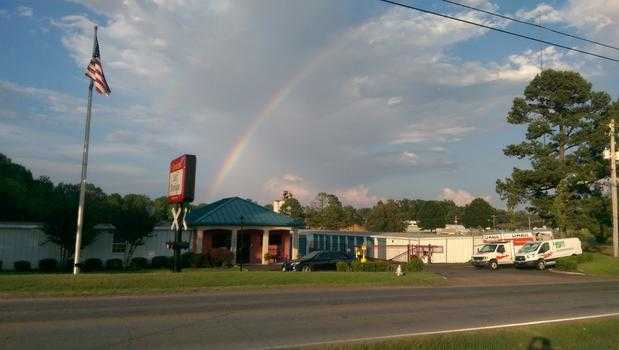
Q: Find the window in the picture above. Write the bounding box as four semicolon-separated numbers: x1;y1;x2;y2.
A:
339;236;346;252
539;243;550;253
112;232;126;253
497;245;505;253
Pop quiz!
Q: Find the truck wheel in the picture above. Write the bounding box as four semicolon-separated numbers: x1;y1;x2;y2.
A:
302;265;312;272
537;260;546;271
489;260;498;270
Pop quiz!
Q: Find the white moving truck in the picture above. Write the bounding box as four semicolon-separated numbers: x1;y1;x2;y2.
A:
514;238;582;270
471;241;516;270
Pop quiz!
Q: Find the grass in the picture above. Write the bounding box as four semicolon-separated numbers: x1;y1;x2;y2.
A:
311;317;619;350
556;252;619;277
0;270;441;297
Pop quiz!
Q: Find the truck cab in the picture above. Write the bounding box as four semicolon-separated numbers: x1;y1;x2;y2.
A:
471;241;514;270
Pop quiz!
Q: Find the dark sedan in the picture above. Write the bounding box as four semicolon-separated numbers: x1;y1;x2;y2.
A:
282;251;353;272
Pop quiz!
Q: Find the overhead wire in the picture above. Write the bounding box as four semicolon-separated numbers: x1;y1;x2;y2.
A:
376;0;619;63
439;0;619;51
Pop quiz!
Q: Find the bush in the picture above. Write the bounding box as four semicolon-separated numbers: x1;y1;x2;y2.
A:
0;260;3;271
556;257;578;271
405;257;424;272
348;261;390;272
83;258;104;272
336;261;350;272
209;248;234;267
130;257;149;270
38;258;58;272
151;256;170;269
14;260;31;272
181;252;192;268
190;253;206;268
106;258;124;271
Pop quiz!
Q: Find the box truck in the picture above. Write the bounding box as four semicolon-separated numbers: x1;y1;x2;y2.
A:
514;238;582;270
471;241;516;270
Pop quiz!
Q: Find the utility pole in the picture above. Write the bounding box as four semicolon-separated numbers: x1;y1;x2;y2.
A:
605;119;619;258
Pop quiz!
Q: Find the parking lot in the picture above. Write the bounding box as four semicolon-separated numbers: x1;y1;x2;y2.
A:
426;263;607;286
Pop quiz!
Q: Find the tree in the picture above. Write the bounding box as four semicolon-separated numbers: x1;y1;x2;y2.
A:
279;194;304;220
462;198;495;229
496;70;611;233
153;196;172;223
366;200;404;232
42;183;107;264
107;194;158;266
305;192;345;229
417;201;447;231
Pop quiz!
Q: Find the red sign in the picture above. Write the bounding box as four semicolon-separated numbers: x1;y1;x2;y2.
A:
167;154;196;204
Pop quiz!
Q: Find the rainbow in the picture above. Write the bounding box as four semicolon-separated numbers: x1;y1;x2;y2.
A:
207;31;352;200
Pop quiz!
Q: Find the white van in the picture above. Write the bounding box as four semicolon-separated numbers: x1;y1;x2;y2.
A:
514;238;582;270
471;241;515;270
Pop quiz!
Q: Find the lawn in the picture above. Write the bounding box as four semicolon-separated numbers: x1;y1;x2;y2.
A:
0;270;441;297
557;252;619;277
311;317;619;350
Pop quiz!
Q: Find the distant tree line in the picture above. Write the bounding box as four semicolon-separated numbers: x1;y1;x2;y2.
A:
271;191;535;233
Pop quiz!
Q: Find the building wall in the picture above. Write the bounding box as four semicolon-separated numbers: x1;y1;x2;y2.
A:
0;222;192;270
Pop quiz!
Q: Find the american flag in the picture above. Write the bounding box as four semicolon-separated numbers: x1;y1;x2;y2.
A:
85;31;111;95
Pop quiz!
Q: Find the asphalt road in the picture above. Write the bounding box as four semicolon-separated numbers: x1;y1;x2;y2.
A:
1;274;618;349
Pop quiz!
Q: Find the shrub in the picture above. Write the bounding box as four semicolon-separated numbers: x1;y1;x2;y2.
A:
83;258;104;272
576;252;594;263
130;257;149;270
0;260;3;271
38;258;59;272
151;256;170;269
348;261;390;272
556;257;578;271
405;257;424;272
336;261;350;272
14;260;31;272
209;248;234;267
106;258;124;271
181;252;192;268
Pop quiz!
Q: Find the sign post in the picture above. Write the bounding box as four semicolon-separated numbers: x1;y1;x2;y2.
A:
167;154;196;272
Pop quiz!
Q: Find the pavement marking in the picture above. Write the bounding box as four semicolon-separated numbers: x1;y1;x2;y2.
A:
271;312;619;349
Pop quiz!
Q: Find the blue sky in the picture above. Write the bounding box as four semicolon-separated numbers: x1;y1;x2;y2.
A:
1;0;618;207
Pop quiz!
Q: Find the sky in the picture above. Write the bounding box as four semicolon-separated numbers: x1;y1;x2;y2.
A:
1;0;619;208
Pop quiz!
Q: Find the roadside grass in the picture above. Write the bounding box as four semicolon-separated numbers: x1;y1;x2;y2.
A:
311;317;619;350
0;270;441;297
556;252;619;277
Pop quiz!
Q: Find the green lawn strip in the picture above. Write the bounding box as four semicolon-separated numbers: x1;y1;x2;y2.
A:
556;252;619;277
311;317;619;350
0;270;441;297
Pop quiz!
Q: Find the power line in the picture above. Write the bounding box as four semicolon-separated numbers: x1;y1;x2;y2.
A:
439;0;619;51
376;0;619;63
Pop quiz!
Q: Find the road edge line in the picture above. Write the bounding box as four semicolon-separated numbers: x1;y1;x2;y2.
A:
270;312;619;349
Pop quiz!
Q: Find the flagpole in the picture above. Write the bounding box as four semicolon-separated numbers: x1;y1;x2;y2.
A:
73;26;98;275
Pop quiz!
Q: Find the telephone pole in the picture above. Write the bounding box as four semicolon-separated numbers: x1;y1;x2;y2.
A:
605;119;619;258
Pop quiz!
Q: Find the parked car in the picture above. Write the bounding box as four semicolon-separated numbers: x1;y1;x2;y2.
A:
514;238;582;270
282;251;353;272
471;241;516;270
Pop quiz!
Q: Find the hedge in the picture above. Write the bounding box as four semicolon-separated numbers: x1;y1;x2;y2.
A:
38;258;59;272
14;260;31;272
105;258;124;271
209;248;234;267
83;258;104;272
0;260;3;271
130;257;149;269
151;256;170;269
555;253;593;271
336;258;424;273
405;257;424;272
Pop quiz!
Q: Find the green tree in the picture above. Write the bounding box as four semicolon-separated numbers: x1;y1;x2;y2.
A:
107;194;158;266
366;200;404;232
153;196;172;222
280;195;305;220
462;198;495;229
42;183;107;264
305;192;345;229
417;201;447;231
496;70;611;233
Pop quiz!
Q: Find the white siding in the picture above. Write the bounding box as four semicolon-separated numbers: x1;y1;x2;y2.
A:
0;223;193;270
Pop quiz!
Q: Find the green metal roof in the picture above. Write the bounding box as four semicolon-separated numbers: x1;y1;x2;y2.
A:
186;197;304;228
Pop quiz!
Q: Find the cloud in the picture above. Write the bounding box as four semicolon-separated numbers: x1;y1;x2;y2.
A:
439;187;492;206
515;4;563;23
338;185;380;208
16;6;33;17
264;174;313;203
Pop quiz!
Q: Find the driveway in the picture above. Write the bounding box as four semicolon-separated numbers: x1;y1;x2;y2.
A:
426;263;607;286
